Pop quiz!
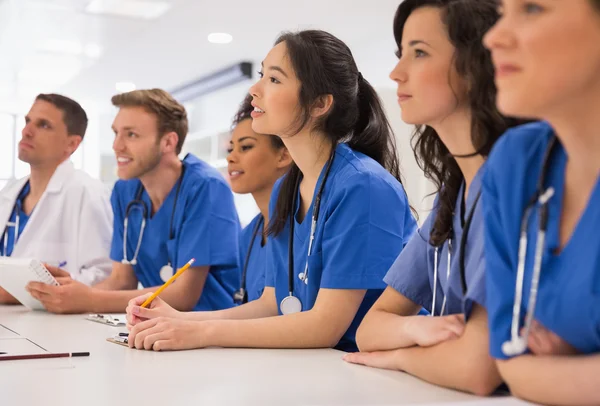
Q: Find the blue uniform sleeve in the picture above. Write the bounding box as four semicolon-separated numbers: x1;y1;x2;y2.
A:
483;136;522;360
175;178;240;270
463;206;487;318
109;184;125;263
320;174;411;289
264;177;284;288
383;212;434;310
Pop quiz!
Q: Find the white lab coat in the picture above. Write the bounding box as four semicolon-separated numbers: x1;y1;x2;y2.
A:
0;160;113;285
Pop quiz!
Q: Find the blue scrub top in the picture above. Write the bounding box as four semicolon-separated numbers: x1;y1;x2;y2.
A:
110;153;241;311
0;181;31;257
266;143;417;352
384;168;486;318
483;121;600;359
238;214;267;302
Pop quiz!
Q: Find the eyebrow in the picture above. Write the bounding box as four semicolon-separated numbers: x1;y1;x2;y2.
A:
261;61;289;78
230;136;258;144
407;39;433;48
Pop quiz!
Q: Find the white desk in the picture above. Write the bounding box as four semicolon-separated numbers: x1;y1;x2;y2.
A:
0;306;530;406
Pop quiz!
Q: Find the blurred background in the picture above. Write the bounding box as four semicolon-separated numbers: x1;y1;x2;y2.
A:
0;0;434;225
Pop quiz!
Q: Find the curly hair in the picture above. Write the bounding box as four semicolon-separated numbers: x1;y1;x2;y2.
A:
394;0;520;246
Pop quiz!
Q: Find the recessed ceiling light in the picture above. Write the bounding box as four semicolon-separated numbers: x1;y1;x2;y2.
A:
115;82;136;93
208;33;233;44
85;0;171;20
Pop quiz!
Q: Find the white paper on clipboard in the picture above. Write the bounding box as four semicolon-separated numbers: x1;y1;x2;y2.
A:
85;314;127;327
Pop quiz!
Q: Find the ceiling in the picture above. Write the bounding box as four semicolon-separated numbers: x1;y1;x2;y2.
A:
0;0;401;114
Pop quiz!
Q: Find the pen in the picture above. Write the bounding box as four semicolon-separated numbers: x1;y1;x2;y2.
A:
119;333;129;337
58;261;67;268
0;352;90;362
141;258;196;308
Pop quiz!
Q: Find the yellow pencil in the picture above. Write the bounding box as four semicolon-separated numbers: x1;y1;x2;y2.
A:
141;258;196;308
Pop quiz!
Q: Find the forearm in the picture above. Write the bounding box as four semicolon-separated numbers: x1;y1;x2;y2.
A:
0;287;19;305
183;291;278;322
356;310;418;352
395;334;501;395
204;310;345;349
498;354;600;405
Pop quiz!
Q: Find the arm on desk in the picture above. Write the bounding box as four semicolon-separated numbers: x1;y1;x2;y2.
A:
128;286;279;326
347;305;501;396
356;286;465;352
92;265;209;313
0;287;19;304
27;262;208;314
497;353;600;405
129;288;366;351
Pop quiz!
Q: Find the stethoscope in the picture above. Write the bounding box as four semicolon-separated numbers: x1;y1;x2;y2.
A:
2;208;20;257
502;136;557;356
2;183;30;257
122;165;186;282
430;189;481;317
280;148;336;315
233;215;264;304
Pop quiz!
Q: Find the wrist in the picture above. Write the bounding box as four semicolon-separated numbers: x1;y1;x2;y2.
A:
197;319;218;347
89;288;104;313
400;315;417;345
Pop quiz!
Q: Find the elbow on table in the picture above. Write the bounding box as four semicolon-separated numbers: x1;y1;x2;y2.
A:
461;360;503;397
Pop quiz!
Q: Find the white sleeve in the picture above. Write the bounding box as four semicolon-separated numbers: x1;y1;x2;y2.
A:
72;182;113;286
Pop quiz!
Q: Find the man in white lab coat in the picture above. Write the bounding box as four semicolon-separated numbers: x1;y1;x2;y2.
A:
0;94;113;304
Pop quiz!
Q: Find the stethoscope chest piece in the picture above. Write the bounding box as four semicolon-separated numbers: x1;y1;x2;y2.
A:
159;264;174;283
280;295;302;315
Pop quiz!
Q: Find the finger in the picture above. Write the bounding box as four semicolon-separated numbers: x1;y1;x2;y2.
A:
343;352;372;366
527;329;545;355
153;339;173;352
443;319;466;337
144;330;171;351
44;265;70;278
55;277;72;285
131;318;159;349
343;351;397;370
131;305;160;320
130;293;154;307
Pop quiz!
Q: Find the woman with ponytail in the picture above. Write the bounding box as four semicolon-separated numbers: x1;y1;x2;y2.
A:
124;29;417;352
345;0;520;395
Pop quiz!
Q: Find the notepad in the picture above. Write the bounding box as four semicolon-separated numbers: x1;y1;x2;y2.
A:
0;258;59;310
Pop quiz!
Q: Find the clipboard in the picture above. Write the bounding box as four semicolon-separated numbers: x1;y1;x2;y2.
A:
106;336;129;347
86;314;127;327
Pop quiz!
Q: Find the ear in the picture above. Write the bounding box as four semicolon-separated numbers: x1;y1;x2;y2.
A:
66;135;83;155
162;131;180;154
309;94;334;119
276;147;293;170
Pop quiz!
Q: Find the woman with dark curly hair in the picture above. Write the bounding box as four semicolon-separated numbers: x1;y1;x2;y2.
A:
345;0;519;395
227;94;292;304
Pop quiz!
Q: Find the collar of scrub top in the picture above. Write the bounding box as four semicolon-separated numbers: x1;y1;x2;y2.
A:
121;161;187;266
280;146;336;315
431;183;482;317
2;181;31;256
502;135;558;357
233;214;264;305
